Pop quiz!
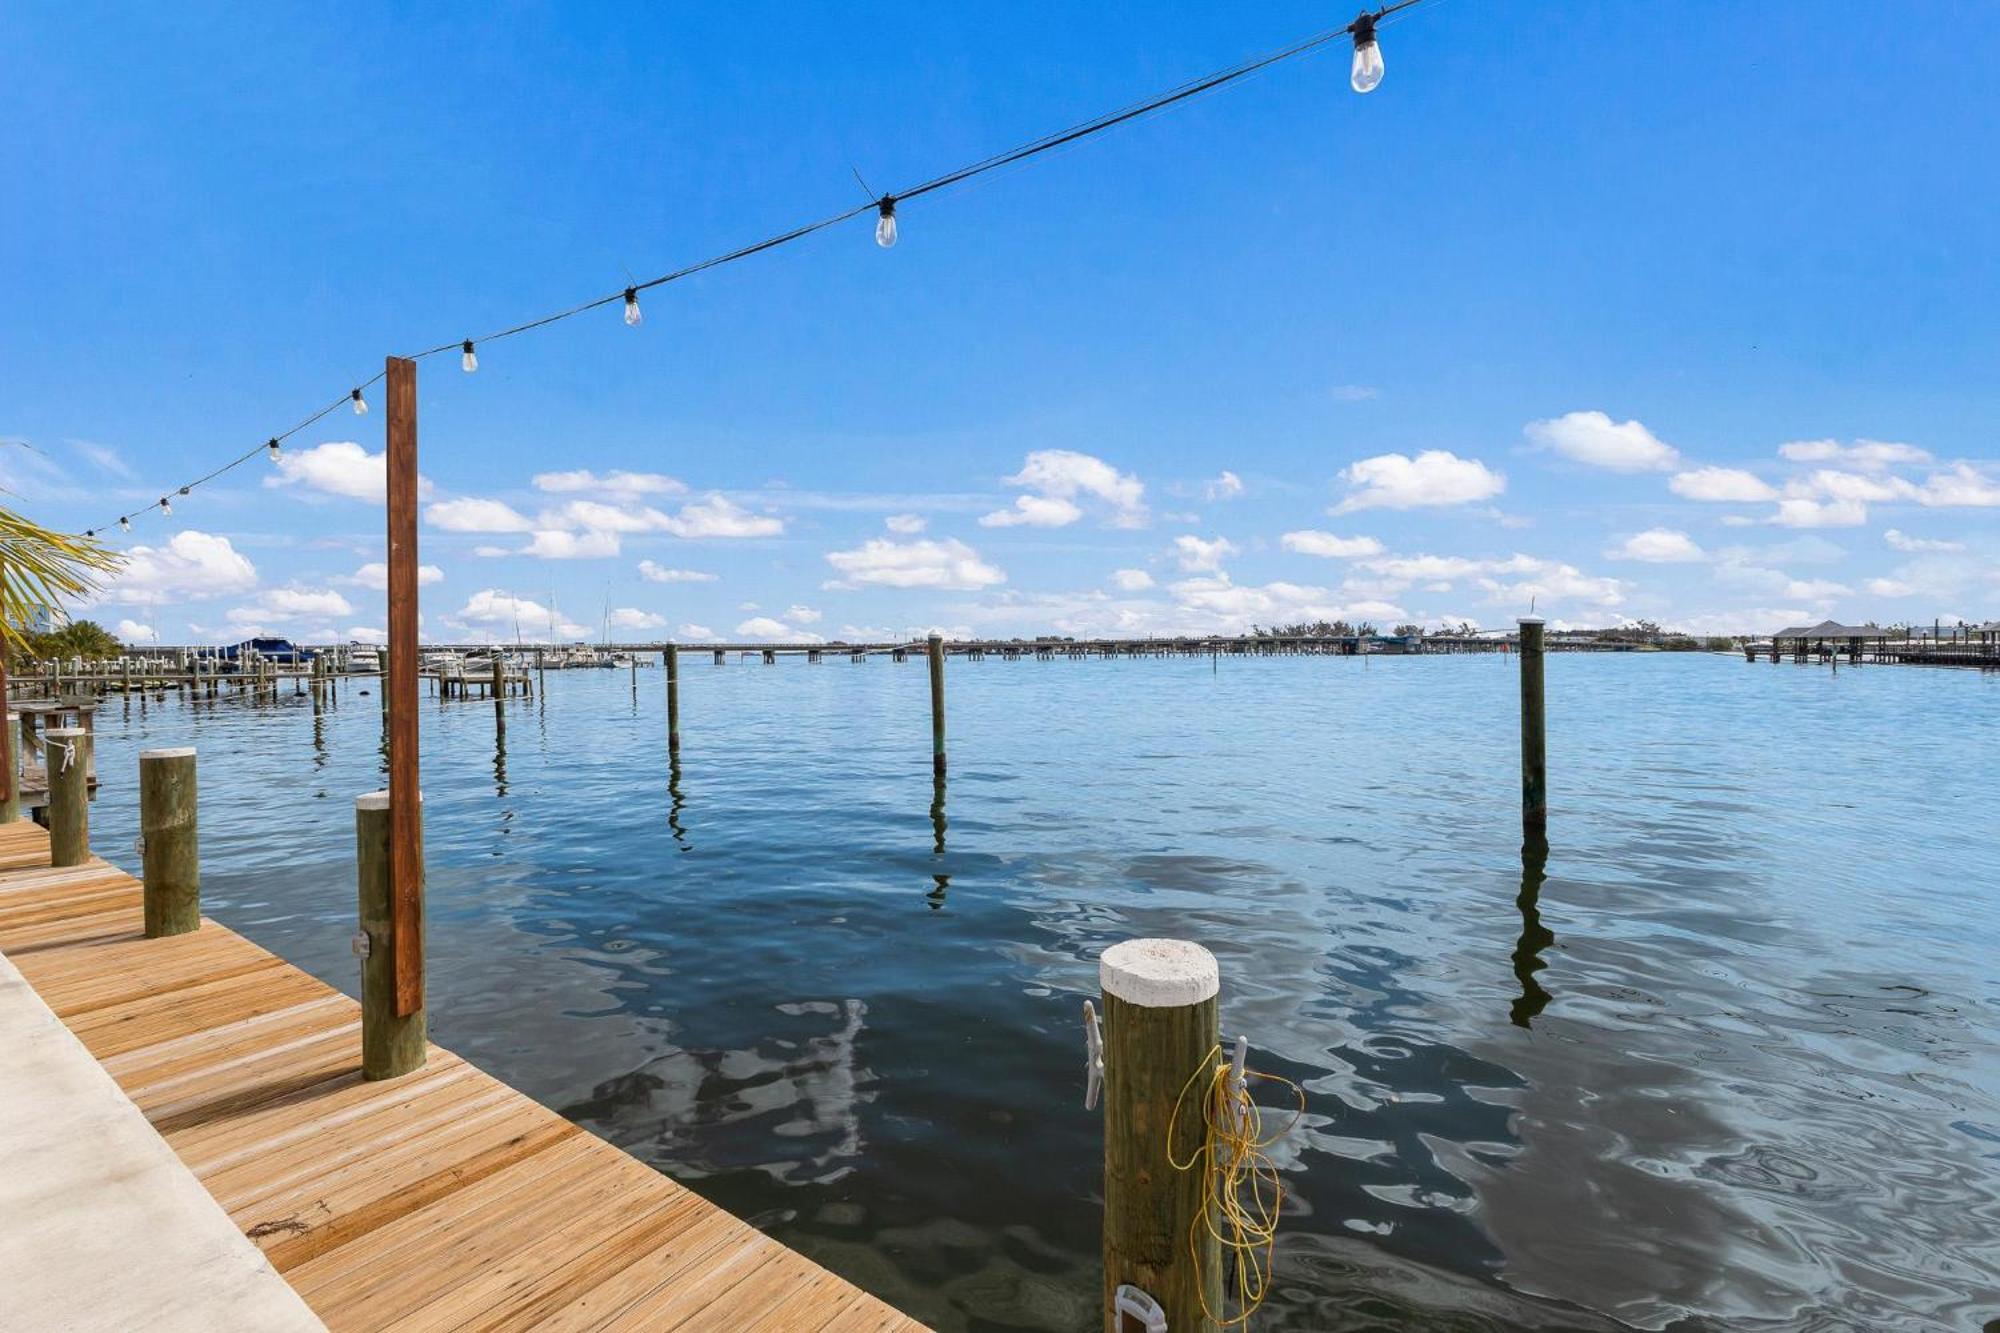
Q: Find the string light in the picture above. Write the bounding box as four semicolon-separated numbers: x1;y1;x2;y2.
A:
1351;12;1384;93
158;496;173;517
77;2;1427;540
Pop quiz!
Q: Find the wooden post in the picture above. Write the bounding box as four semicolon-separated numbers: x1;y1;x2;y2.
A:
927;634;947;777
45;727;91;867
713;648;725;666
491;649;505;700
1518;616;1547;842
139;747;199;937
384;355;425;1016
664;644;681;755
355;790;426;1079
0;600;15;824
1100;938;1222;1333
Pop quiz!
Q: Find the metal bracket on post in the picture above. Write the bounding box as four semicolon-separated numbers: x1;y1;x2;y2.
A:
1083;999;1105;1111
1113;1284;1167;1333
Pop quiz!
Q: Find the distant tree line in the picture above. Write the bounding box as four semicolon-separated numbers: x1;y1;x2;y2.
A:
16;619;125;660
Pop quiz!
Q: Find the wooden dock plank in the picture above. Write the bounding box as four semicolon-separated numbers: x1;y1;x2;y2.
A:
0;822;924;1332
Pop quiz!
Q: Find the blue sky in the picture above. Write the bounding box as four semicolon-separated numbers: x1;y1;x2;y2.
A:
4;1;1996;645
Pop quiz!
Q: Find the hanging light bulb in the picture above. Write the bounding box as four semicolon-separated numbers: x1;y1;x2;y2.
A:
1350;12;1384;94
351;387;369;415
875;196;898;248
119;516;132;533
462;339;478;373
267;437;281;462
159;495;173;517
623;287;643;327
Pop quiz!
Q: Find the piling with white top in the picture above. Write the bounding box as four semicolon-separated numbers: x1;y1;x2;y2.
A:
1099;937;1222;1332
139;747;200;937
664;644;681;755
45;727;91;867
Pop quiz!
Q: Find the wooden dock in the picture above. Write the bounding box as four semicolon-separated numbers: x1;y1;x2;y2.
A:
0;819;923;1332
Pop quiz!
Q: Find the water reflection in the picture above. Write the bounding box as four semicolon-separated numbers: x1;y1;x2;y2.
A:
492;702;508;796
667;757;690;851
927;773;949;908
1510;839;1553;1028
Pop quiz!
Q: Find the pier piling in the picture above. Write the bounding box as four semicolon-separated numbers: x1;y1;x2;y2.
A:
927;634;947;776
1519;616;1547;842
356;789;427;1080
1100;938;1222;1333
45;727;91;867
664;644;681;755
139;747;200;937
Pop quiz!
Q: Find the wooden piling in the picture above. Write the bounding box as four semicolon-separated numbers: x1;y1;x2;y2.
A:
1518;616;1547;841
139;747;200;937
45;727;91;867
355;790;427;1079
492;649;505;700
664;644;681;755
384;354;424;1017
1100;938;1222;1333
927;634;947;777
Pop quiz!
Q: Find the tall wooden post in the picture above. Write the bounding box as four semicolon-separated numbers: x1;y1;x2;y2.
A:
356;790;426;1079
0;599;15;824
140;747;200;937
491;648;505;700
1518;616;1547;842
927;634;947;777
664;644;681;755
45;727;91;867
1100;938;1221;1333
384;355;424;1017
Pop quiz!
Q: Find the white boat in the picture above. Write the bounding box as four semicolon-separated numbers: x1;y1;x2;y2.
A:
348;644;381;673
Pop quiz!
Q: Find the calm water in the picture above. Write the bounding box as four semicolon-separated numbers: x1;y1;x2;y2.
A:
78;653;2000;1331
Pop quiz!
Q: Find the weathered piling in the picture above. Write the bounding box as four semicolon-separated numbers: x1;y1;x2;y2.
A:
0;710;17;824
1518;616;1547;841
492;650;505;700
45;727;91;867
355;789;426;1079
927;634;947;776
139;747;200;937
664;644;681;755
1100;938;1222;1332
713;648;725;666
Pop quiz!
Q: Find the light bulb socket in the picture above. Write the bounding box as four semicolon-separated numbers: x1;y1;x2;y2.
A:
1352;11;1378;48
462;339;475;355
267;437;281;459
351;388;367;411
877;195;896;220
178;486;190;496
624;286;638;306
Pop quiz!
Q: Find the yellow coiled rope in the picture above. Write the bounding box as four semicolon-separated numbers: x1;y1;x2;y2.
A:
1166;1043;1306;1328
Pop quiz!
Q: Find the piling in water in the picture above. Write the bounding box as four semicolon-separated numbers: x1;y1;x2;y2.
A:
1519;616;1547;841
140;747;200;937
1100;938;1222;1332
355;790;427;1080
664;644;681;755
45;727;91;867
927;634;947;777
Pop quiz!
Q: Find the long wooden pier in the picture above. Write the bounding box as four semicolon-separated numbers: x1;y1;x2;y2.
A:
0;819;923;1332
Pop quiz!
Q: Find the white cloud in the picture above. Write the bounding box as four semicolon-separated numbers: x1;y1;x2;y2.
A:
1472;556;1626;609
1526;411;1679;472
824;538;1005;590
347;626;387;645
520;529;622;559
607;607;668;631
1202;471;1244;501
655;494;784;538
1607;528;1706;563
978;494;1084;529
532;469;686;497
1173;535;1239;572
100;531;257;603
678;623;717;641
454;589;590;640
426;497;536;532
350;561;443;591
735;616;823;642
1778;438;1931;469
226;587;354;626
637;560;717;583
1884;529;1964;553
114;618;157;644
1334;451;1505;513
885;514;928;534
1771;497;1869;528
983;449;1146;528
266;441;426;503
1110;568;1155;591
540;499;668;534
1168;574;1405;628
1915;463;2000;508
785;604;823;625
1281;530;1385;559
1671;467;1778;502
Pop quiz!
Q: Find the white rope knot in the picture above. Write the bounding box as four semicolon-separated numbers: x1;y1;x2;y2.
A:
55;739;77;773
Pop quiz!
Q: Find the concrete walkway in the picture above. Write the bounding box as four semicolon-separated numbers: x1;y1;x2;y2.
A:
0;946;325;1333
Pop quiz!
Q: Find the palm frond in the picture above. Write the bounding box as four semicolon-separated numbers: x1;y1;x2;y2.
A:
0;507;123;656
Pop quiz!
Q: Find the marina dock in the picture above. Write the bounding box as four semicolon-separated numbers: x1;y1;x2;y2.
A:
0;818;924;1332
